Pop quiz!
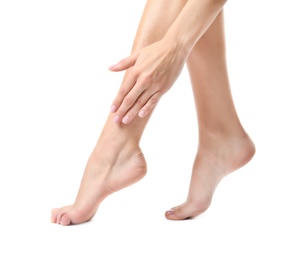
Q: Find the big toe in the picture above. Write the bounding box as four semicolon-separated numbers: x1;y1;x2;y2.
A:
165;201;210;220
60;213;72;226
165;205;190;220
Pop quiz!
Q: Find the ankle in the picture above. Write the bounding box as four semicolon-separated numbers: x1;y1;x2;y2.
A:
90;131;140;163
198;124;255;154
199;122;247;142
198;128;255;172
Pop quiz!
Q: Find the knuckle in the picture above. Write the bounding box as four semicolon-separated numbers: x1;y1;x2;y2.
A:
140;77;150;86
137;98;144;106
119;59;126;66
116;108;125;117
144;72;153;81
141;73;152;84
131;68;140;77
150;97;158;105
119;87;127;97
126;110;136;119
124;96;133;106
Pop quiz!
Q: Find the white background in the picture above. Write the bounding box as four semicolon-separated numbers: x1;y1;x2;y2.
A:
1;0;289;259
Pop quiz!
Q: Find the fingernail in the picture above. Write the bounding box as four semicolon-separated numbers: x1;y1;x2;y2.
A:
122;115;129;124
166;209;175;215
114;115;120;123
109;64;116;69
110;105;117;113
139;110;145;118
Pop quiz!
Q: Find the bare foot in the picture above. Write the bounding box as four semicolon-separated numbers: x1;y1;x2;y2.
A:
165;133;255;220
51;137;147;225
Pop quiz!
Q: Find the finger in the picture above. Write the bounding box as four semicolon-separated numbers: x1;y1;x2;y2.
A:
114;81;147;123
110;73;137;114
138;92;160;119
121;91;150;124
109;51;140;72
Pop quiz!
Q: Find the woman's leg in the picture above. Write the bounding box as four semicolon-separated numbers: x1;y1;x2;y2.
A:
51;0;188;225
165;11;255;220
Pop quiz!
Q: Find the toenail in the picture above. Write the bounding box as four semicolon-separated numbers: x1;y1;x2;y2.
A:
166;209;175;215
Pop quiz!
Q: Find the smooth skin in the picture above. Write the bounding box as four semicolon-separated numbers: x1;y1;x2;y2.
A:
51;0;255;225
110;0;227;124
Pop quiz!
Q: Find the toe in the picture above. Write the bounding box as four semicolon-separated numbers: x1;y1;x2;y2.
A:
165;200;210;220
56;213;64;224
51;208;61;216
51;206;72;224
60;213;72;226
51;208;62;223
165;206;187;220
50;214;57;223
51;206;71;215
56;208;67;224
50;209;58;223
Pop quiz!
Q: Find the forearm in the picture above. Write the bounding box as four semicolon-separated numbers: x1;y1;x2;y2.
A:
131;0;188;52
165;0;227;56
110;0;227;123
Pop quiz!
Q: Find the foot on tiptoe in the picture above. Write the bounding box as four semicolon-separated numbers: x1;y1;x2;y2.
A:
51;138;147;226
165;133;255;220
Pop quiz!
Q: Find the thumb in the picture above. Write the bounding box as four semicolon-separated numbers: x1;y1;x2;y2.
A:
109;50;140;71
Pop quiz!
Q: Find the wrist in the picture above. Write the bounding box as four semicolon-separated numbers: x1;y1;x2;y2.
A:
163;28;193;59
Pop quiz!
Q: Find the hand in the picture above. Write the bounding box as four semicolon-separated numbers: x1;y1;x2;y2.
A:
109;38;187;124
